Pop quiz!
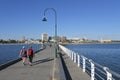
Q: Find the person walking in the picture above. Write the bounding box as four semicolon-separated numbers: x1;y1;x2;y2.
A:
19;46;27;65
27;46;34;66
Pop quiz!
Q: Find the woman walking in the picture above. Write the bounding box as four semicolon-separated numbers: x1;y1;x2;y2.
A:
19;46;27;65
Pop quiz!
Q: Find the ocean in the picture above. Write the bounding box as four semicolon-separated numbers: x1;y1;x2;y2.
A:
65;43;120;74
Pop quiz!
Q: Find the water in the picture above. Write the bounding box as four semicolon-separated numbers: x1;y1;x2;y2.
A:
65;43;120;74
0;44;41;65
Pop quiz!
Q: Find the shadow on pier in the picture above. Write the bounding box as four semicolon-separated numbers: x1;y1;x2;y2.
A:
33;58;54;66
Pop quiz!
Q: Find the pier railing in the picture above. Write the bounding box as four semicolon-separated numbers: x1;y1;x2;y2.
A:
59;45;120;80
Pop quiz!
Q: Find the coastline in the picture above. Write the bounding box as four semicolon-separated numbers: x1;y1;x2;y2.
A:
0;43;40;45
1;42;120;46
60;42;120;45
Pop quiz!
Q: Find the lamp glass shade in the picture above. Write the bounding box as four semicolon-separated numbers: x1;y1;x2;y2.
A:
42;17;47;21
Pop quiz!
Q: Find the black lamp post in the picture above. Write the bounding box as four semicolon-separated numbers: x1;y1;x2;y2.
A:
42;8;57;58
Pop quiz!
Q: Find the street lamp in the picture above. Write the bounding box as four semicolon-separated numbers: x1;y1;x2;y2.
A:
42;8;57;58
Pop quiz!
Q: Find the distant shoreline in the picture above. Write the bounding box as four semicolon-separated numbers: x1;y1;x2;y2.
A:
0;43;40;45
60;42;120;45
1;42;120;45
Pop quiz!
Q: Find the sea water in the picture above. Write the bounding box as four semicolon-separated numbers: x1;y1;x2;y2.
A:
0;44;41;65
65;43;120;74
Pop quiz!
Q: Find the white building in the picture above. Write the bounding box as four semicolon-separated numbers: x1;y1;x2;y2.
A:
41;33;48;42
25;39;40;44
100;38;112;43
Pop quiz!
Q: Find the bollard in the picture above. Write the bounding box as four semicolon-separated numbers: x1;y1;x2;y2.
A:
89;59;95;80
103;67;112;80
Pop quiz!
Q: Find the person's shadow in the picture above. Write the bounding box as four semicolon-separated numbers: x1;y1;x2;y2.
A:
33;58;54;66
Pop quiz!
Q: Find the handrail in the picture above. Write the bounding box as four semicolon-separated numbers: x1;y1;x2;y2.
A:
59;45;120;80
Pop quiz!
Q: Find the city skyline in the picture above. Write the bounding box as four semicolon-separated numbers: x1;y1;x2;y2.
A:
0;0;120;40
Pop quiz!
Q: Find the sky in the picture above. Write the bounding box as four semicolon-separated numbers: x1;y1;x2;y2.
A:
0;0;120;40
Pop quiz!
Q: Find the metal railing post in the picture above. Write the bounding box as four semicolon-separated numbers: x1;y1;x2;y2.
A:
72;52;74;61
82;56;86;72
103;67;112;80
74;53;76;63
69;50;71;57
89;59;95;80
77;54;80;67
70;51;72;59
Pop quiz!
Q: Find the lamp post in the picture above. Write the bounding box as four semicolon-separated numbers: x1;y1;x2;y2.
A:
42;8;57;58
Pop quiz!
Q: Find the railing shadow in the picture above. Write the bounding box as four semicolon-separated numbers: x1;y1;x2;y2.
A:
59;52;72;80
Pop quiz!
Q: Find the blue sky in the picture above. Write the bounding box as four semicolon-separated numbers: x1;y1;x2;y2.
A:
0;0;120;40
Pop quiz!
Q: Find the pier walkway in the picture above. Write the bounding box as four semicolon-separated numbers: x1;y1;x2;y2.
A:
61;50;90;80
0;46;90;80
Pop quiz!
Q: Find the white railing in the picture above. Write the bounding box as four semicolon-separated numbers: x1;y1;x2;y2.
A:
59;45;120;80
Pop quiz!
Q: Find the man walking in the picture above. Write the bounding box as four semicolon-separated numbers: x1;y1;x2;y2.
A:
27;46;34;66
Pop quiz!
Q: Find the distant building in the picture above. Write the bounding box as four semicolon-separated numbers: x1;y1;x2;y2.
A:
60;36;67;42
25;39;40;44
100;38;112;43
22;36;26;41
41;33;48;42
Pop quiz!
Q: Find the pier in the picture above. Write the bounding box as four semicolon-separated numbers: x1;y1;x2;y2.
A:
0;46;54;80
0;45;120;80
0;45;90;80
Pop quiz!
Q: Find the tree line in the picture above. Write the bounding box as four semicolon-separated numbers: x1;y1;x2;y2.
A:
0;39;23;44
